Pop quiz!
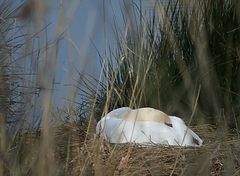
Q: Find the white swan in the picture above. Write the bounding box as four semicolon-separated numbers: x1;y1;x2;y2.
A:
96;107;203;147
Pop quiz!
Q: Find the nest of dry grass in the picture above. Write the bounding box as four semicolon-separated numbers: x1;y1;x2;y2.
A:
53;124;240;176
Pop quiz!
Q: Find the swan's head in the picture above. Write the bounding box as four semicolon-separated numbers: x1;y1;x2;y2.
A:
169;116;203;147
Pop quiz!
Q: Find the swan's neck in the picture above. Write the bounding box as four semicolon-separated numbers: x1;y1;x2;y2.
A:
115;108;171;124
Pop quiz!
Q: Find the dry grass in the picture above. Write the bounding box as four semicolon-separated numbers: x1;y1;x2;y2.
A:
11;124;238;176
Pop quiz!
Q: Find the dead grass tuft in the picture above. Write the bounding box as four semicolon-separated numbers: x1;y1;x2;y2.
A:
52;124;239;176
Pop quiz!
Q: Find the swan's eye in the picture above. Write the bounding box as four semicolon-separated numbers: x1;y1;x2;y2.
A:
164;122;173;127
192;137;199;145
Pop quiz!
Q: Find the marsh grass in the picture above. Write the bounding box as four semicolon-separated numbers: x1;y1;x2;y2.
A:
0;0;240;175
78;0;240;124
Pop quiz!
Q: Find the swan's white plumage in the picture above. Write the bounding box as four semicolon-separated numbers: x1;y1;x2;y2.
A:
96;107;203;146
